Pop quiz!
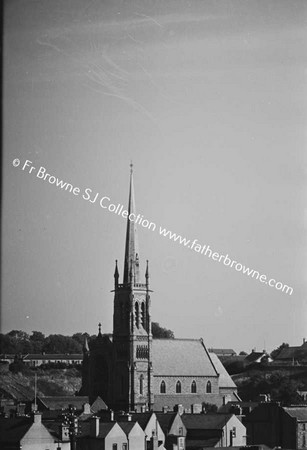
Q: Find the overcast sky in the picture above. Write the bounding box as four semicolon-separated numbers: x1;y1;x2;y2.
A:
2;0;307;352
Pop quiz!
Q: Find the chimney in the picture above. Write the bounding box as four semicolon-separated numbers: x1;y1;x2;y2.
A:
149;431;158;450
191;404;202;414
83;403;91;414
90;416;100;437
304;338;306;344
110;410;114;421
127;413;132;422
174;404;184;415
33;412;42;424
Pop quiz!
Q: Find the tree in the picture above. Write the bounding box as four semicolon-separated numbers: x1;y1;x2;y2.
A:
238;370;303;405
271;342;289;360
152;322;174;339
72;332;90;347
42;335;82;354
239;351;248;356
30;331;45;353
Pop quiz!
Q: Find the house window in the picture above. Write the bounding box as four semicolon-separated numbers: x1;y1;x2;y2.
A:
176;380;181;393
191;380;197;393
303;434;306;448
206;381;212;393
113;444;118;450
179;427;183;436
140;375;144;395
122;444;128;450
160;380;166;393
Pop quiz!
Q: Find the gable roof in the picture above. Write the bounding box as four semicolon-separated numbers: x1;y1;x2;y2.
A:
182;413;232;430
283;407;307;421
129;412;154;429
97;422;118;438
152;339;218;377
118;421;138;434
91;396;108;413
208;353;237;388
37;396;89;410
155;412;177;434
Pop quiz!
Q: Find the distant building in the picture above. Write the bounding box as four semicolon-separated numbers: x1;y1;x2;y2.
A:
81;167;239;412
23;353;83;366
244;350;272;365
273;339;307;365
245;402;307;448
208;349;237;358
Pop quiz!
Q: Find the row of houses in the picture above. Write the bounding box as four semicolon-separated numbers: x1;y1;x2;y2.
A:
0;395;247;450
0;353;83;366
3;394;307;449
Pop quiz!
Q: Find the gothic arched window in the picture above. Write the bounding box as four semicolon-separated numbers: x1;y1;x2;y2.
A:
135;302;139;328
176;380;181;393
191;380;197;393
206;380;212;393
160;380;166;394
140;375;144;395
141;302;145;328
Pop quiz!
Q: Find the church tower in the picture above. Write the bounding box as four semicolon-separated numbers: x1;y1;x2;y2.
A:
112;164;154;411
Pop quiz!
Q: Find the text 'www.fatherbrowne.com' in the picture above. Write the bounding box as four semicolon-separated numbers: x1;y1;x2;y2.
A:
158;226;293;296
14;158;294;296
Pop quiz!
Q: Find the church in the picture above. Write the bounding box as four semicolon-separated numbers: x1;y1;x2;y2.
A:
81;166;239;412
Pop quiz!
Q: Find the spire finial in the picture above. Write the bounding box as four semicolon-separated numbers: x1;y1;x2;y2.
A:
130;161;133;174
98;322;102;335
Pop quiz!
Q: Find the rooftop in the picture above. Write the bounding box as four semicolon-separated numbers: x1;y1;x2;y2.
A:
152;339;218;377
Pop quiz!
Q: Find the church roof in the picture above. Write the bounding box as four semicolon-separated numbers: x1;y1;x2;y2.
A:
152;339;218;377
208;353;237;388
182;413;232;430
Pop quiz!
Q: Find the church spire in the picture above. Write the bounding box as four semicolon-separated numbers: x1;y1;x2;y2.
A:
123;163;139;284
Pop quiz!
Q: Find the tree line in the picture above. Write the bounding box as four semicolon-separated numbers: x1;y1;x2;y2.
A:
0;323;174;355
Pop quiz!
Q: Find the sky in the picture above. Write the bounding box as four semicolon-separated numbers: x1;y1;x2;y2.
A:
2;0;307;353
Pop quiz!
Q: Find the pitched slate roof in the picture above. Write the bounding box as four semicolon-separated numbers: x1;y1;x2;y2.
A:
38;396;89;410
118;421;138;434
209;349;236;356
155;412;177;434
283;407;307;421
152;339;218;377
275;346;300;360
0;418;32;444
186;437;220;448
208;353;237;388
129;412;153;429
91;396;108;413
182;413;232;430
97;422;118;438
